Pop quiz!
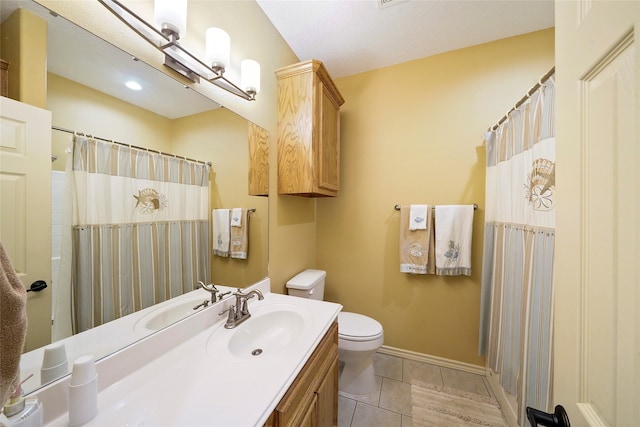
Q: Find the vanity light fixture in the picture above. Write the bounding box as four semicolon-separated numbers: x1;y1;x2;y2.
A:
98;0;260;101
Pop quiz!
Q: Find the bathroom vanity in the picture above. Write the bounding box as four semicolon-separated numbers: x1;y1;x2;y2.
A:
266;322;338;427
30;278;342;426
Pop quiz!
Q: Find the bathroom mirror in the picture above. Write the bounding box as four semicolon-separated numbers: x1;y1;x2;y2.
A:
0;0;268;395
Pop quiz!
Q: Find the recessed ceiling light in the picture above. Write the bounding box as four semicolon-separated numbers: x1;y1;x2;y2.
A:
125;81;142;91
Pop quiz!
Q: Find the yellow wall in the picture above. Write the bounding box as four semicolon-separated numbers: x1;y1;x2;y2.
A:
0;8;47;107
47;73;172;170
316;29;555;366
172;109;269;286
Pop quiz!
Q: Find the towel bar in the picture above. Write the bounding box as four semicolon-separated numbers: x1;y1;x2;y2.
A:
394;204;477;211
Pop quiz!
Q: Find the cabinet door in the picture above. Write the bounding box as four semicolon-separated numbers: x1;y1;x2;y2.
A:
277;71;315;195
248;122;269;196
298;394;318;427
316;357;338;427
317;83;340;193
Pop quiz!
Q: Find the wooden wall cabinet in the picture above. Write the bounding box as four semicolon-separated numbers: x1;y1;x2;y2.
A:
265;322;338;427
276;60;345;197
248;122;269;196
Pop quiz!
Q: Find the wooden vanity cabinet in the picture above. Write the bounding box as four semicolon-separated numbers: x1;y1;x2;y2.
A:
276;60;345;197
265;322;339;427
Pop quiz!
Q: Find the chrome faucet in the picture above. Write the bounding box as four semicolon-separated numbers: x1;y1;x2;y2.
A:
219;289;264;328
196;281;231;304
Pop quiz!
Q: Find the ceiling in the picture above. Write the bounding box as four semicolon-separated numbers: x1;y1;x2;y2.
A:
256;0;555;78
1;1;554;116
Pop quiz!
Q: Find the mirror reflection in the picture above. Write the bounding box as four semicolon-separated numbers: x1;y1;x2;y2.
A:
0;0;268;395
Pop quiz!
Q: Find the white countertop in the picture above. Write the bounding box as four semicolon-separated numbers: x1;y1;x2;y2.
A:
36;279;342;426
20;286;228;394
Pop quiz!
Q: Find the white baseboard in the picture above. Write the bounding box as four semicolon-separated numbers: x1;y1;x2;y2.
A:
377;345;485;375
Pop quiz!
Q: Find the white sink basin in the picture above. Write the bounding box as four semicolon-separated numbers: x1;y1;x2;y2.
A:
134;287;236;334
207;303;312;360
134;295;209;333
228;310;304;357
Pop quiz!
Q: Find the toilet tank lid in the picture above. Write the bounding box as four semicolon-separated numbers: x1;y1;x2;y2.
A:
285;269;326;290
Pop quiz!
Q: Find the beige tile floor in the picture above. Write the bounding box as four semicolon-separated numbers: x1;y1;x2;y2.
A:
338;352;493;427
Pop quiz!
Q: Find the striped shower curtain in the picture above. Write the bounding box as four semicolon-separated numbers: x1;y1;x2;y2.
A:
71;136;210;333
478;76;555;424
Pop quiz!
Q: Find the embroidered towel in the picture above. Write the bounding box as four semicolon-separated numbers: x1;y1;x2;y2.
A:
400;205;433;274
230;208;243;227
212;209;230;257
230;208;250;259
434;205;474;276
0;242;28;407
409;205;428;230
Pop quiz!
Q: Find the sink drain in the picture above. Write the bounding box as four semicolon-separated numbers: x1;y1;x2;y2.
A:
251;348;263;356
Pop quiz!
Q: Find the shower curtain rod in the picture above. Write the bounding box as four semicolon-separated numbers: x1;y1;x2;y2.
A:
52;125;212;166
394;204;477;210
488;66;555;132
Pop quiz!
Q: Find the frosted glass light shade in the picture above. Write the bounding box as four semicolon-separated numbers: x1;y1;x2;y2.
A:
154;0;187;38
205;27;230;70
241;59;261;94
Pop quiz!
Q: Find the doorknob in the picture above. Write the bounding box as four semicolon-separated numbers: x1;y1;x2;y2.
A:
27;280;48;292
526;405;570;427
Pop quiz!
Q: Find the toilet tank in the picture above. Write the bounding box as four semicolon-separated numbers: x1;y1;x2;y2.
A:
285;269;326;300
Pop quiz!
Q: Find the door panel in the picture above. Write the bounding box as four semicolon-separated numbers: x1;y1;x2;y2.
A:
0;96;52;351
554;1;639;425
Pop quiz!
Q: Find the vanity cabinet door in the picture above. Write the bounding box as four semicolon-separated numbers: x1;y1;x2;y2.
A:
298;394;318;427
276;60;344;197
316;357;338;427
268;322;338;427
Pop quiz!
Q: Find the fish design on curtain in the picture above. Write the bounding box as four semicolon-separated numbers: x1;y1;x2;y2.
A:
526;158;555;211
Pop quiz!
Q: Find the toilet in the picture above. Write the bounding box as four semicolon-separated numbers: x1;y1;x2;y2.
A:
286;269;384;396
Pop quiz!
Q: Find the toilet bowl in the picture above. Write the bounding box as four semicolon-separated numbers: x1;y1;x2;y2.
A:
337;312;384;395
286;269;384;396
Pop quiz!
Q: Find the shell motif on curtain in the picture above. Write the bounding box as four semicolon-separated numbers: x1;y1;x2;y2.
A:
479;76;556;424
70;136;210;333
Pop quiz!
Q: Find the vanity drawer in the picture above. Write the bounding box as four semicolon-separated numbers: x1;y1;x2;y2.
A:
268;321;338;427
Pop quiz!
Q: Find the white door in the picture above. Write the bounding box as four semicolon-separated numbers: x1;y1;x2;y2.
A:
0;96;52;352
554;1;640;425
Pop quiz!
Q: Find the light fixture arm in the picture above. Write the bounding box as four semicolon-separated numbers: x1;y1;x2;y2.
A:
98;0;257;101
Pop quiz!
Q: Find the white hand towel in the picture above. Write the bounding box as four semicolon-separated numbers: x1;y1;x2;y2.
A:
230;208;242;227
409;204;428;230
435;205;474;276
212;209;230;257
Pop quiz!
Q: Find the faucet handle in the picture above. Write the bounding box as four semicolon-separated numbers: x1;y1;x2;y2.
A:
217;291;231;301
219;305;237;328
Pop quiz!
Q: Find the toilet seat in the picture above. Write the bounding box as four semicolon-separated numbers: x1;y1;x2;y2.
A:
338;312;383;342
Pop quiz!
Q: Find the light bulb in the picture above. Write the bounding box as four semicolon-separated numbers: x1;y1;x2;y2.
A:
154;0;187;39
205;27;230;72
241;59;261;95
